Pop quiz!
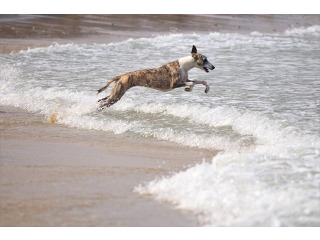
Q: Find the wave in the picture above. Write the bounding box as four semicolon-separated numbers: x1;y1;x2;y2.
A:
134;146;320;226
251;25;320;37
284;25;320;36
14;24;320;57
2;71;317;153
112;100;320;149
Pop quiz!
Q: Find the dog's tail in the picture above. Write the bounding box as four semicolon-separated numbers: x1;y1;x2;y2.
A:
96;76;121;94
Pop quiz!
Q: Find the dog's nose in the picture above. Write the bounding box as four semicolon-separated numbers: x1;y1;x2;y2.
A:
212;66;215;70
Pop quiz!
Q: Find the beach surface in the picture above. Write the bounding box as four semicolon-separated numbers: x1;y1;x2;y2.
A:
1;105;215;226
1;14;319;227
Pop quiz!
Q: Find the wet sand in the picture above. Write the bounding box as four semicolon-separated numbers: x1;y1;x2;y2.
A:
0;105;215;226
1;14;319;227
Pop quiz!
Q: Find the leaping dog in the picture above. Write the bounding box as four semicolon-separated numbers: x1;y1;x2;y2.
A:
97;45;215;109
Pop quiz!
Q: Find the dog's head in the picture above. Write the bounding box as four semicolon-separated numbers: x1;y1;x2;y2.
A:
191;45;215;73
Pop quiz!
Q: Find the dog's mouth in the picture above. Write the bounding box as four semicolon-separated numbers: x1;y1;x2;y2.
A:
203;67;209;73
203;65;215;73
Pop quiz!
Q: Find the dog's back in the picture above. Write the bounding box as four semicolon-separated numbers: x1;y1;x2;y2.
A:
128;60;182;91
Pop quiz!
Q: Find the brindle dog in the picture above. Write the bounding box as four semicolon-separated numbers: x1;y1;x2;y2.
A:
97;45;214;109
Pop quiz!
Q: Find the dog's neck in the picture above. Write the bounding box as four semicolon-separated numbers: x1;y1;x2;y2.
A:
178;56;196;72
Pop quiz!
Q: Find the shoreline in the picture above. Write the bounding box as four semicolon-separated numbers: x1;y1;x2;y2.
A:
0;105;216;226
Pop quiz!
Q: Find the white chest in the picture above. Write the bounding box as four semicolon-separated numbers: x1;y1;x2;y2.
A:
178;56;196;82
180;67;188;81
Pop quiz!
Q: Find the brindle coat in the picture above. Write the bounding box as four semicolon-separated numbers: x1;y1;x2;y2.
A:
97;45;214;109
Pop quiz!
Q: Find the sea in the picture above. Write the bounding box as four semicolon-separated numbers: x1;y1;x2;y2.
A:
1;25;319;226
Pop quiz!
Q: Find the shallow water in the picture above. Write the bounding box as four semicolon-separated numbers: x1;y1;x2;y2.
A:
1;25;320;226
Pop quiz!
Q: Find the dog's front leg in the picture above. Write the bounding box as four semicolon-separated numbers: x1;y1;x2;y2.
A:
186;80;209;93
196;80;210;93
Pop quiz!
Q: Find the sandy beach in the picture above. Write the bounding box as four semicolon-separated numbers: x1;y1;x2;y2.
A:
1;14;319;227
1;105;215;226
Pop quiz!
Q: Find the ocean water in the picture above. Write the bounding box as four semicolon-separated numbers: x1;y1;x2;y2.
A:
1;25;320;226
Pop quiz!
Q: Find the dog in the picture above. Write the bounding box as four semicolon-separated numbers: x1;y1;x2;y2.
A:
97;45;215;109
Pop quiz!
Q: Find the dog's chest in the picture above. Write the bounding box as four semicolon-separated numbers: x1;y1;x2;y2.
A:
179;68;188;82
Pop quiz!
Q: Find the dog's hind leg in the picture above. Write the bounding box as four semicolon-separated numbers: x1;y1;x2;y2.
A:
99;97;120;110
98;96;109;103
98;79;129;109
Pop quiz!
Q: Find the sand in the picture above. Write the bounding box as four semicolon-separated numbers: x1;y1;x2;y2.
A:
0;106;215;226
1;14;319;227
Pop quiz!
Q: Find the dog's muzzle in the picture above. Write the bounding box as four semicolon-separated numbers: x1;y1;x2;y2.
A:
203;64;215;73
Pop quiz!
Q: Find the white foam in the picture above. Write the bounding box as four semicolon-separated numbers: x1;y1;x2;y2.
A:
284;25;320;36
250;25;320;37
17;43;81;54
135;147;320;226
109;100;320;151
250;31;264;36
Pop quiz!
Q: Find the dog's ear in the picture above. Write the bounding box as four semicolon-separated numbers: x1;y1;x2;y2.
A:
191;45;197;54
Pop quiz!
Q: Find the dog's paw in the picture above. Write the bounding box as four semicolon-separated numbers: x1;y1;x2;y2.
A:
98;96;109;103
97;104;106;111
205;87;210;94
